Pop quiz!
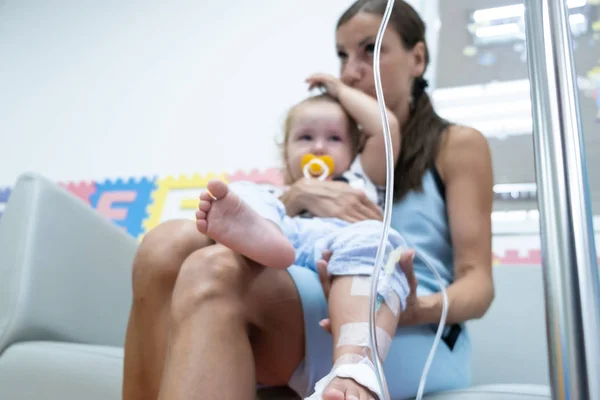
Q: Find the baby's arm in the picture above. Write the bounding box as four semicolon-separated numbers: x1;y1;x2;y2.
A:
306;73;401;187
336;84;401;187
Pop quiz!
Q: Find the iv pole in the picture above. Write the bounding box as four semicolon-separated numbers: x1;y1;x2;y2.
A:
524;0;600;398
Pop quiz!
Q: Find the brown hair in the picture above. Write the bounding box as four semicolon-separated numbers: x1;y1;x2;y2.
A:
281;93;363;184
337;0;451;200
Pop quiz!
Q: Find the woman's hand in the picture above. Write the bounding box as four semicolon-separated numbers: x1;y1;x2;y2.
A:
317;249;419;332
281;179;383;223
306;73;345;98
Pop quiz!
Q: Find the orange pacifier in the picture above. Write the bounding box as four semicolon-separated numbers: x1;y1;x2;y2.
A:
301;154;335;180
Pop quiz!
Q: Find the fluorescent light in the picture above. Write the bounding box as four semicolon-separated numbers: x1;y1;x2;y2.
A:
494;183;537;194
473;4;524;23
437;100;531;121
473;0;587;23
432;76;600;138
471;118;533;137
433;80;534;137
432;79;530;102
570;13;588;35
569;0;588;8
492;210;539;222
476;23;521;38
570;13;586;24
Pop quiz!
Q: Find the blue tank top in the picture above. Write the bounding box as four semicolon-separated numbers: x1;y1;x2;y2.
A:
390;167;454;294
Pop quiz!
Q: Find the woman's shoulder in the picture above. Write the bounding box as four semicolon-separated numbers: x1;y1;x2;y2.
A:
436;124;492;183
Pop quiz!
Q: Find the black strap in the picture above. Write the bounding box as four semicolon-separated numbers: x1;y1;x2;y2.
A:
431;166;445;201
332;176;349;183
436;323;462;351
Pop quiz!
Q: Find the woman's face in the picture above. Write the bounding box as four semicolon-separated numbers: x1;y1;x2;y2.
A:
335;12;425;121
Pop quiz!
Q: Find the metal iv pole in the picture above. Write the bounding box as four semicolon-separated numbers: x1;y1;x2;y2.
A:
524;0;600;398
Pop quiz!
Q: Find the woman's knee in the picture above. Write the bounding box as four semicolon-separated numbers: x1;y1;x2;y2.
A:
170;245;254;322
131;219;212;297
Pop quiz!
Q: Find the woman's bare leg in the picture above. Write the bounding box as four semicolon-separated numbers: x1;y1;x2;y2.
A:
122;220;305;400
157;245;259;399
122;220;214;399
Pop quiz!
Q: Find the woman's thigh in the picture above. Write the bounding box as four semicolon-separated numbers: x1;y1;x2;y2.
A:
285;266;471;399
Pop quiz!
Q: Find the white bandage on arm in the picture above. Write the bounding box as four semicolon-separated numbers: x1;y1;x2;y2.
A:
382;292;400;317
350;276;371;297
333;353;365;368
337;322;393;360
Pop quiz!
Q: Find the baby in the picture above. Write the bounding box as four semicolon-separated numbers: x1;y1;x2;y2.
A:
196;73;408;399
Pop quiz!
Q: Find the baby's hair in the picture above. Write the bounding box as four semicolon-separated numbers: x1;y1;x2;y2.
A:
280;93;364;184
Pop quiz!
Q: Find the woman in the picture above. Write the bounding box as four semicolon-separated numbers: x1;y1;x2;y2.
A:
122;1;494;399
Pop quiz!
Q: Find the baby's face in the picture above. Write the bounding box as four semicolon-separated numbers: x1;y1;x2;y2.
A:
285;101;354;182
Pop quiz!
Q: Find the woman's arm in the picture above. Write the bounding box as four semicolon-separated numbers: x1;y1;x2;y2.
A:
401;126;495;326
306;73;401;187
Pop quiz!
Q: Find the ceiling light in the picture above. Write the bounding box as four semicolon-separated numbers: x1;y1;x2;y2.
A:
473;4;524;23
476;23;522;38
473;0;587;23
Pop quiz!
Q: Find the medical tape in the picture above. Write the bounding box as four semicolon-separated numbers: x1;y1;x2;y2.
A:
337;322;393;360
376;246;407;317
350;276;371;297
333;353;366;368
382;292;401;317
353;275;401;317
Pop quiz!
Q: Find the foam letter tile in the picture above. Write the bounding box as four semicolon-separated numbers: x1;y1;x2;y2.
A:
89;177;156;237
142;173;226;240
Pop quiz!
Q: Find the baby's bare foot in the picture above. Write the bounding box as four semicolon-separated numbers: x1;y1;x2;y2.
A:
321;377;377;400
306;353;381;400
196;179;295;269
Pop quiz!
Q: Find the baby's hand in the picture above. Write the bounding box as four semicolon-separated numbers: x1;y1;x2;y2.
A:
317;249;333;297
306;73;343;98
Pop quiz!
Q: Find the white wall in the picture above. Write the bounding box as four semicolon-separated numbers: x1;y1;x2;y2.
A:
0;0;443;188
1;0;384;186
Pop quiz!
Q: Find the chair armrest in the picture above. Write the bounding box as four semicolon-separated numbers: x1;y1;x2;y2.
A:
0;173;137;352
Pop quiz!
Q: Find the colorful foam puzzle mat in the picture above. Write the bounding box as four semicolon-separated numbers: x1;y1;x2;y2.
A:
0;169;284;241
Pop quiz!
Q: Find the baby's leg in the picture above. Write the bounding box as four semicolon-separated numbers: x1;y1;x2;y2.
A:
308;221;409;400
196;179;295;269
322;276;399;400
